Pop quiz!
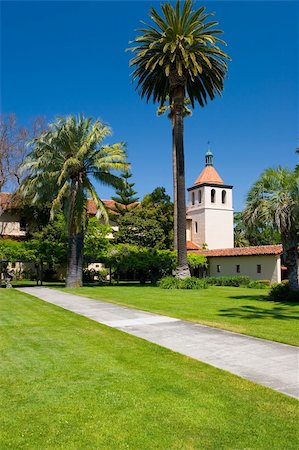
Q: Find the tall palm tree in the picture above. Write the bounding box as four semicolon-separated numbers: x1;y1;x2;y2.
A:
243;167;299;291
20;115;128;287
129;0;230;278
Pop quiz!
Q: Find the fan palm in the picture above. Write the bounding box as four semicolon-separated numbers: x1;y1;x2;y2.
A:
20;115;128;287
129;0;230;277
243;167;299;291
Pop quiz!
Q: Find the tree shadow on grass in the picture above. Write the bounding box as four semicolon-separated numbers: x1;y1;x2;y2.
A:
219;303;299;321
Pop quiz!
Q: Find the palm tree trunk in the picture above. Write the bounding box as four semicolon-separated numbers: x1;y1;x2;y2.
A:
66;231;83;287
282;228;299;291
66;177;84;288
172;113;177;251
172;85;190;279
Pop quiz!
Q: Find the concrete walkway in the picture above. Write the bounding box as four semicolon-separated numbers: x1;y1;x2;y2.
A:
18;287;299;399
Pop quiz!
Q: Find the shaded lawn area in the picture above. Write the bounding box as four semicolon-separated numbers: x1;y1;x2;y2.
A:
1;290;298;449
60;285;299;346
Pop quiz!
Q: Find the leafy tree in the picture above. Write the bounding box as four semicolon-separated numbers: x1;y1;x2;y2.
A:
84;218;112;263
111;170;139;216
116;187;173;249
26;214;67;265
129;0;230;278
105;244;176;284
243;167;299;291
19;115;127;287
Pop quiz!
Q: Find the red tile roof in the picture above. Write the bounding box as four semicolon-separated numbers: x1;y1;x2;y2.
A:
194;166;224;185
87;199;116;215
195;245;283;257
186;241;200;250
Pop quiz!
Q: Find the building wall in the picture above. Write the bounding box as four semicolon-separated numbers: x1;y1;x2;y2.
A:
207;255;281;284
0;211;26;237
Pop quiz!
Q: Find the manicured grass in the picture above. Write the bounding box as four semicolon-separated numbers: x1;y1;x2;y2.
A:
61;285;299;346
1;290;298;449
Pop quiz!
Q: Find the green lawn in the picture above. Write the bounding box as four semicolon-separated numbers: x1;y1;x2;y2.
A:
1;290;298;449
60;285;299;346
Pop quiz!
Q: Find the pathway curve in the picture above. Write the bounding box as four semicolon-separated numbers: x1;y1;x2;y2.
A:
17;287;299;399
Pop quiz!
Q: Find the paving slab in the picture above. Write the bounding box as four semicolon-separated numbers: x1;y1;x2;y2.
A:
17;286;299;399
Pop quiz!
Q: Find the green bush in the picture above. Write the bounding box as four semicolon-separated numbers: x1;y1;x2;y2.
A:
268;282;299;302
248;280;269;289
158;276;208;290
205;276;251;287
180;277;208;289
158;276;181;289
258;280;271;286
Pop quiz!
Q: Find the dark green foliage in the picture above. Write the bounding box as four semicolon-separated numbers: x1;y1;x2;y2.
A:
105;244;176;283
205;276;251;287
83;268;109;283
158;276;208;290
111;170;139;216
26;214;67;264
116;187;174;249
268;282;299;302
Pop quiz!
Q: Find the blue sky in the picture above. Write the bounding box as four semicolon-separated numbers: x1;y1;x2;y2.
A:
1;1;298;211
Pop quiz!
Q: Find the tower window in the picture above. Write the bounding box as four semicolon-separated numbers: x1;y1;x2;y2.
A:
192;192;195;205
195;222;198;233
211;189;216;203
257;264;261;274
222;190;226;204
198;190;202;203
236;265;240;273
217;265;221;273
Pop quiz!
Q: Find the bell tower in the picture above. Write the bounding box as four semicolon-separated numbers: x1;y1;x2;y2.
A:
186;149;234;249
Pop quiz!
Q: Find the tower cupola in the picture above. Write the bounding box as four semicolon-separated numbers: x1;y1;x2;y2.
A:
205;149;214;166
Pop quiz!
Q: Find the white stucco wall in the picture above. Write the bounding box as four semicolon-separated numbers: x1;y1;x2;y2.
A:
207;255;281;284
0;211;26;237
186;185;234;249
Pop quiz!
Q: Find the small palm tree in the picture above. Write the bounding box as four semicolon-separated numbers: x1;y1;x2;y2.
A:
129;0;230;278
243;167;299;291
20;115;128;287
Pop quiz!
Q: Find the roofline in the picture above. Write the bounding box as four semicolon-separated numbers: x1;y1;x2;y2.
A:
187;183;233;191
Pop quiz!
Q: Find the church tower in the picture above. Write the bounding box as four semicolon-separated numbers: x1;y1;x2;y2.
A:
186;149;234;249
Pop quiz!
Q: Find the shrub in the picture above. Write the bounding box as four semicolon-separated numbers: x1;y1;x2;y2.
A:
158;276;208;290
248;280;269;289
258;280;271;286
158;276;181;289
180;277;208;290
268;282;299;302
205;276;251;287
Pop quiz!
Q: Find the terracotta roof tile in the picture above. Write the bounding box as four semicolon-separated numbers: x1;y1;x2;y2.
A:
193;245;283;257
186;241;200;250
194;166;224;185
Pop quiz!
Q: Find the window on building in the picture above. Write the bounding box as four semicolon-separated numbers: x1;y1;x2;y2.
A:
195;222;198;233
192;192;195;205
211;189;216;203
236;264;240;273
198;190;202;203
11;262;16;269
19;217;27;232
257;264;261;274
222;190;226;204
217;265;221;273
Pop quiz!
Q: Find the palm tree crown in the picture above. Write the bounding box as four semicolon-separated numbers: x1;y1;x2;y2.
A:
21;115;128;230
243;166;299;290
129;0;230;106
